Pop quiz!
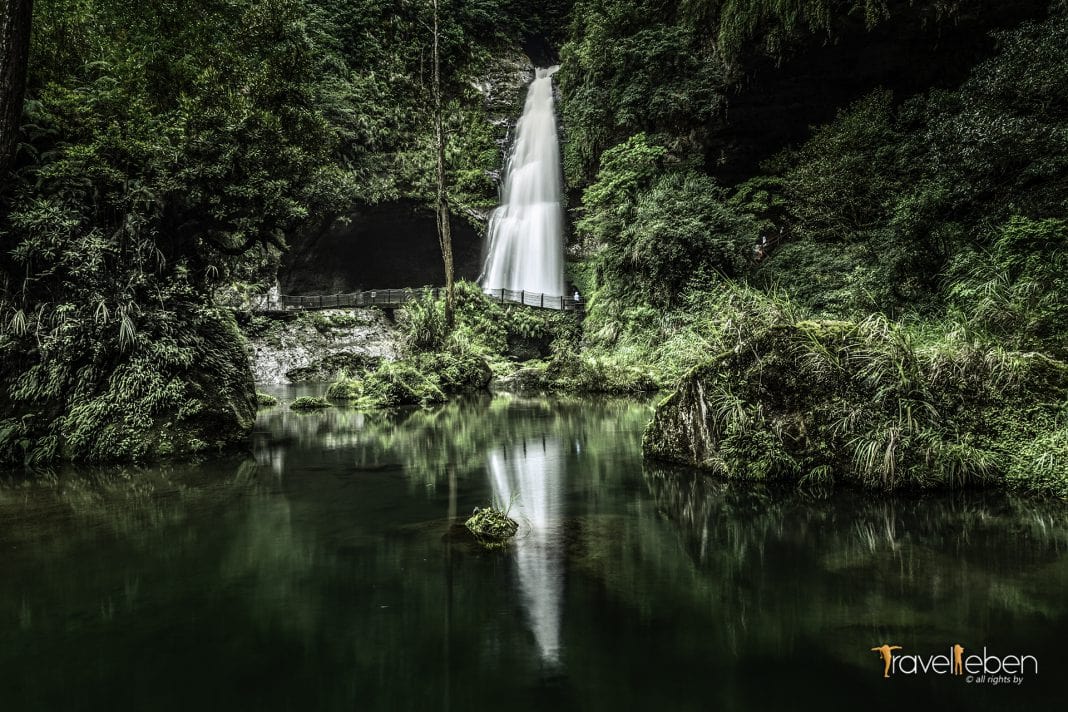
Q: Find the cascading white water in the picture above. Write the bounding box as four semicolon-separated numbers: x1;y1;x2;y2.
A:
480;66;566;297
486;436;565;666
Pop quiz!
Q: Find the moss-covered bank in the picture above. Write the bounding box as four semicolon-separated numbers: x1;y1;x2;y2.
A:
643;317;1068;498
0;306;256;465
327;350;492;409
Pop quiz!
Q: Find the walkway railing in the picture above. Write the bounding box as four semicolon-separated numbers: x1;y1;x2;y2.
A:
224;287;582;312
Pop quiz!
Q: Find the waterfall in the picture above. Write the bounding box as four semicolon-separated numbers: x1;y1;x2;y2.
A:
486;436;566;666
480;66;566;297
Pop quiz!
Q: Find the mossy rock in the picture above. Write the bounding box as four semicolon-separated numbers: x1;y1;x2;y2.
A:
794;319;857;344
355;351;491;409
289;396;332;411
551;355;658;394
362;360;447;407
414;350;492;395
325;378;363;401
285;352;381;383
256;391;279;407
493;361;551;392
643;317;1068;495
465;506;519;547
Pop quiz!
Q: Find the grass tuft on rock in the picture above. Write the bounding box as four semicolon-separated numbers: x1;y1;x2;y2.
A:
465;506;519;548
289;396;332;412
256;392;279;408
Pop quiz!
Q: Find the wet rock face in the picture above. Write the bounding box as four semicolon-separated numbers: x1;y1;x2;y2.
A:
238;308;403;385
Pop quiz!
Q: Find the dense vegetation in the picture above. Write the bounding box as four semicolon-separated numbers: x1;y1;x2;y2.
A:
0;0;543;464
1;0;1065;498
562;1;1068;496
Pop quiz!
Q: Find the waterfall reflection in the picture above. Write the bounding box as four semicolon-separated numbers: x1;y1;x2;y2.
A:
486;436;566;666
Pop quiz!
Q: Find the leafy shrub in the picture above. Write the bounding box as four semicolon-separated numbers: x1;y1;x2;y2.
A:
402;290;449;351
361;361;447;408
948;217;1068;355
1008;427;1068;500
0;298;256;465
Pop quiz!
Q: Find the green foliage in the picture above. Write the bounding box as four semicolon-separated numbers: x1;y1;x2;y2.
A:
403;289;450;352
359;360;448;408
402;280;578;371
643;288;1068;493
596;170;757;307
465;505;519;547
703;0;892;59
289;396;333;411
0;302;256;464
325;370;363;401
560;8;727;185
756;10;1068;320
304;311;367;334
1008;426;1068;500
256;392;279;408
551;354;659;394
948;217;1068;355
575;137;759;335
773;91;905;242
575;133;667;244
414;350;493;395
559;0;935;186
326;316;492;409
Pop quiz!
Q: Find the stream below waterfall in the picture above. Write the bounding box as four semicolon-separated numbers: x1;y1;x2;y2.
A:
1;389;1066;710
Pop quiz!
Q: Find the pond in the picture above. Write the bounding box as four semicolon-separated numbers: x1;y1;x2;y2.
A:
1;391;1065;710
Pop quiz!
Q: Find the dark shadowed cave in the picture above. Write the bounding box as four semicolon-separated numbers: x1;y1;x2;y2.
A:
709;0;1050;183
279;201;485;294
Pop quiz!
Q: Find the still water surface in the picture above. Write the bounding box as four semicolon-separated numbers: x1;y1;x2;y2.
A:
1;391;1066;710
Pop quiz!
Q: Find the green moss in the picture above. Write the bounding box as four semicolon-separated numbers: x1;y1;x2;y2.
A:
465;506;519;548
643;306;1068;495
289;396;332;412
325;377;363;401
321;346;493;410
0;304;256;465
494;360;552;392
256;392;278;407
302;311;369;334
551;354;658;394
285;352;381;383
414;351;492;395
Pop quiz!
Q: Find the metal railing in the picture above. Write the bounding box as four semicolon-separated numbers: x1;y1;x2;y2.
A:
224;287;583;312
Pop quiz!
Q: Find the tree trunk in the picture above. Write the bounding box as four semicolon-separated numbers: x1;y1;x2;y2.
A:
432;0;455;329
0;0;32;178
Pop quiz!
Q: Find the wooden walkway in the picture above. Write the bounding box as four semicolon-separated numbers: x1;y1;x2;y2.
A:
230;287;583;313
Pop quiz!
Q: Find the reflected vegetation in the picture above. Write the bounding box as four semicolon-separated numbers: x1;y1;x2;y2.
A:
1;392;1067;710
